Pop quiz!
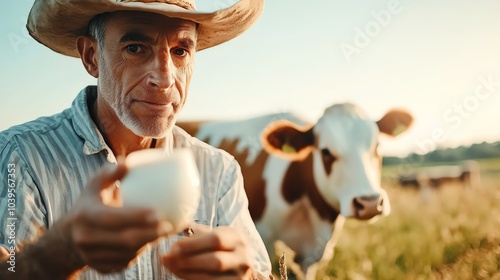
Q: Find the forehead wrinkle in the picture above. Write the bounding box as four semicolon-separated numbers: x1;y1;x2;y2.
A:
119;31;155;43
170;23;197;39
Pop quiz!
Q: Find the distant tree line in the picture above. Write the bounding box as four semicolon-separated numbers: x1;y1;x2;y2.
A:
383;141;500;166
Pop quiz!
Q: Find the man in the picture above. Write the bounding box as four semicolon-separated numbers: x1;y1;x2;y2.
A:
0;0;272;279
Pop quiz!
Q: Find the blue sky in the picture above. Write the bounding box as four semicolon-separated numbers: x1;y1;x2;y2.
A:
1;0;500;156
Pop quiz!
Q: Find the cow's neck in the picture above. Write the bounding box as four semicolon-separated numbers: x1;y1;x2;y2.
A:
282;152;340;223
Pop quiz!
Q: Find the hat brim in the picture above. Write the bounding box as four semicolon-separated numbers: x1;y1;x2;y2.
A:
27;0;263;57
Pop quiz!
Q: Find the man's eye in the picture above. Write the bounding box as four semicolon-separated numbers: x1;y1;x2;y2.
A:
173;48;187;57
126;44;143;53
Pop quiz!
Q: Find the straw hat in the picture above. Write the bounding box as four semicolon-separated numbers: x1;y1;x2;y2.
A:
27;0;264;57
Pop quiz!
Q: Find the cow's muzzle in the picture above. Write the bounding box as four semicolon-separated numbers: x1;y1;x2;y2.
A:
352;195;384;220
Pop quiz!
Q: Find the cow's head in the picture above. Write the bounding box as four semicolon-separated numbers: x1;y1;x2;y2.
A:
261;103;412;220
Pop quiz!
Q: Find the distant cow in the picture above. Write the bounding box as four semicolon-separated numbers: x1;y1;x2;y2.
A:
399;160;481;189
178;103;412;276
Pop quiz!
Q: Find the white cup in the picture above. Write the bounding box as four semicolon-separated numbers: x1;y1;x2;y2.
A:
120;148;201;233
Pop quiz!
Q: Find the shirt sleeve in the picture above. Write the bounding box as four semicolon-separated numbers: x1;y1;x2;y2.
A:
216;158;272;277
0;140;48;251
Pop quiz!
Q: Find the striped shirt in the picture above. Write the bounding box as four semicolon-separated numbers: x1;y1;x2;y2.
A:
0;86;272;279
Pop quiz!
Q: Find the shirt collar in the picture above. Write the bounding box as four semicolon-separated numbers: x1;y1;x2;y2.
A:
71;86;109;156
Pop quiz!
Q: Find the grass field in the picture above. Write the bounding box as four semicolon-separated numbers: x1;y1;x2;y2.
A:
275;158;500;280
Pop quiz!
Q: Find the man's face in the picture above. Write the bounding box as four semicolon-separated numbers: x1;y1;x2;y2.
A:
96;12;196;137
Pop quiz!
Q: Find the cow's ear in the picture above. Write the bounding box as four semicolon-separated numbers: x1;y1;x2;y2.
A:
377;109;413;137
261;120;315;161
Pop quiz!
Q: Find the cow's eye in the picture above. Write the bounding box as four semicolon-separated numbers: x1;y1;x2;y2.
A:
321;148;337;161
320;148;337;174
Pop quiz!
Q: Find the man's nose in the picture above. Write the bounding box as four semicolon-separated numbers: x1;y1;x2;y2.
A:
147;50;175;89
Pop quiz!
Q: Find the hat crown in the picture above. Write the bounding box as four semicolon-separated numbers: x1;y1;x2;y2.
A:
118;0;195;10
27;0;263;56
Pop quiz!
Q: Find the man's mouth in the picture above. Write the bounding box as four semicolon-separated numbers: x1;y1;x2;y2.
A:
134;99;174;113
139;100;169;107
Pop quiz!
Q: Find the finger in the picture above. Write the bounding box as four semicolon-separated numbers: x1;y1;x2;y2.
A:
116;155;126;166
82;237;153;270
74;221;173;250
0;246;8;259
84;248;137;266
83;206;166;230
111;182;122;206
163;250;250;273
114;161;129;181
79;246;137;274
88;163;129;194
170;227;246;255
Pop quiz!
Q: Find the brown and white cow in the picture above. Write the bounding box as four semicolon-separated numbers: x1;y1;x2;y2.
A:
399;160;481;189
178;103;412;276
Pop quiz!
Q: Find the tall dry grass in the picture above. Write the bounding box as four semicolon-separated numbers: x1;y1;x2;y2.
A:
316;163;500;280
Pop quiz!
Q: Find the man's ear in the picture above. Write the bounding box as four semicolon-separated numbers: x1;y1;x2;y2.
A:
261;120;315;161
76;35;99;78
376;109;413;137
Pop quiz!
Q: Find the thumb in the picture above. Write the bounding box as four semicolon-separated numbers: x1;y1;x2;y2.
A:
88;160;129;194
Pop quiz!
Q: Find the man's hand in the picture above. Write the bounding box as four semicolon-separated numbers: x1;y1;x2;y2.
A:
162;224;254;280
63;162;173;274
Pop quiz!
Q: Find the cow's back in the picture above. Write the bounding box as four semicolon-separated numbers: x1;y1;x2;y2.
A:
177;113;309;220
